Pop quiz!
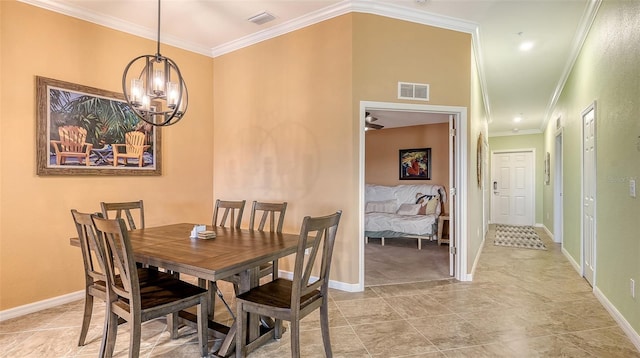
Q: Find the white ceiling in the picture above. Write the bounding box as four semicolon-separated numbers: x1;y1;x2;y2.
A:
22;0;596;136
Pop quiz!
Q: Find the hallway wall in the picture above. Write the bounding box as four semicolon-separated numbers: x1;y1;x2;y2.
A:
545;0;640;337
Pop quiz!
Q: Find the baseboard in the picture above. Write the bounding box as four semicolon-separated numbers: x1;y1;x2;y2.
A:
534;223;554;240
593;287;640;352
562;246;581;274
0;290;84;322
278;270;360;292
465;235;485;282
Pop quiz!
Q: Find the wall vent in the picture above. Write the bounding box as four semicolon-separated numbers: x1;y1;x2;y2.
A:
248;11;276;25
398;82;429;101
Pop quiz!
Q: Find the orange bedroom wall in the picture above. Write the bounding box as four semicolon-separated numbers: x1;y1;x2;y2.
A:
0;1;215;310
365;123;450;213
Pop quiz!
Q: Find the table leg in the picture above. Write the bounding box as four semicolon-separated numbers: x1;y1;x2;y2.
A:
217;267;259;357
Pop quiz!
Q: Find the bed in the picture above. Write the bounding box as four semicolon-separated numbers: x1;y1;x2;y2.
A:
364;183;446;249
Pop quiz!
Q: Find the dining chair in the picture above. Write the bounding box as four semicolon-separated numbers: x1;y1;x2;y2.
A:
92;216;209;358
235;210;342;358
100;200;144;230
249;201;288;281
212;199;246;228
71;209;108;351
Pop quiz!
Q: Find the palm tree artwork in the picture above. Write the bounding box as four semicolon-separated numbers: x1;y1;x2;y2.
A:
48;88;155;167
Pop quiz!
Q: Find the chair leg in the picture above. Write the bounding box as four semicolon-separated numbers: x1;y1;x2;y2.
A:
78;294;93;346
98;306;109;358
235;302;247;358
319;298;333;358
104;311;118;358
129;315;142;358
275;318;283;339
167;312;179;339
290;319;300;358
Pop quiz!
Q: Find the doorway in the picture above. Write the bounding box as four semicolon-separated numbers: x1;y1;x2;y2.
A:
582;102;597;286
358;101;468;290
490;150;535;226
554;130;564;244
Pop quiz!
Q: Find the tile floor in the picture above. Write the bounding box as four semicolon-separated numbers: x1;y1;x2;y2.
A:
1;225;639;357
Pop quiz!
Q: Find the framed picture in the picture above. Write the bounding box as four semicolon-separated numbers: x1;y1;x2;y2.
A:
399;147;431;180
36;76;161;176
544;152;551;185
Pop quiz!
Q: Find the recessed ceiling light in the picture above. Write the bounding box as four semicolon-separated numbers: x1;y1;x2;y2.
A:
512;128;520;133
514;116;522;123
519;41;534;51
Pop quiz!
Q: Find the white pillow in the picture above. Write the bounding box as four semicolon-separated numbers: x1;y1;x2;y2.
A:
365;200;397;213
396;203;422;215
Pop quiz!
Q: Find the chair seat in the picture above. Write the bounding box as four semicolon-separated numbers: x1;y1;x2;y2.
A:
237;278;321;310
113;269;207;311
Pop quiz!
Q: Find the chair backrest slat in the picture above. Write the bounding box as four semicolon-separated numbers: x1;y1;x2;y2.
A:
100;200;144;231
291;211;341;305
71;210;106;285
249;201;287;233
92;216;140;310
212;199;246;228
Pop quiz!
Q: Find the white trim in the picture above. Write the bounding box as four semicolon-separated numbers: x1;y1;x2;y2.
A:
535;223;554;240
467;236;485;281
359;101;468;287
278;271;360;292
562;246;581;274
0;290;84;322
540;0;602;131
489;129;543;138
593;287;640;352
18;0;213;56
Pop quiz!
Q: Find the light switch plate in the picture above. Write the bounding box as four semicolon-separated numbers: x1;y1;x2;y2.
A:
631;179;636;198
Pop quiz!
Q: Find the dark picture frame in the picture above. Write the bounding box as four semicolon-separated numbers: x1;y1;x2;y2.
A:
399;147;431;180
36;76;161;176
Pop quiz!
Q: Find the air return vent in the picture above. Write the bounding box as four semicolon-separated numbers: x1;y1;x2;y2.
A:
398;82;429;101
248;11;276;25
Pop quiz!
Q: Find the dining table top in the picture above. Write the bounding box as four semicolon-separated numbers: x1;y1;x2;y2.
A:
70;222;301;282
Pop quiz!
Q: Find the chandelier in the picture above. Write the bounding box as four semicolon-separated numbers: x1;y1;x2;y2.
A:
122;0;188;126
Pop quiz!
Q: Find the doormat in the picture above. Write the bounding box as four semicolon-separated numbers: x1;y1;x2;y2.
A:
494;224;547;250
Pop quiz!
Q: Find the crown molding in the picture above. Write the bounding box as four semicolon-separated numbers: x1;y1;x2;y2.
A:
212;0;478;57
18;0;214;56
540;0;602;131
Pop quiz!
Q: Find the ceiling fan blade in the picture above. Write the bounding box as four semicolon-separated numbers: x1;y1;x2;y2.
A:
365;122;384;130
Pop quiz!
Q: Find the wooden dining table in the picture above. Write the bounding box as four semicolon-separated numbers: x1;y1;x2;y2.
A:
70;222;301;357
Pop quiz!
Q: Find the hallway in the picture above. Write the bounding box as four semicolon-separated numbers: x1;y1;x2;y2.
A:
1;225;638;357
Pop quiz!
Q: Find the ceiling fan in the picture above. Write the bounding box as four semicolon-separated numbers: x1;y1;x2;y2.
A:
365;112;384;130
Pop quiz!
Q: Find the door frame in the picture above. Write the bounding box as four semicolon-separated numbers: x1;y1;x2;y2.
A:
490;149;536;226
554;129;564;244
358;101;468;289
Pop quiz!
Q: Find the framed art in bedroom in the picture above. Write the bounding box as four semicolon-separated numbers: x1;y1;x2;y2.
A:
399;147;431;180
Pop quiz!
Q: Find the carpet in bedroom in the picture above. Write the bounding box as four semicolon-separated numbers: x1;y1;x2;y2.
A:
365;237;450;286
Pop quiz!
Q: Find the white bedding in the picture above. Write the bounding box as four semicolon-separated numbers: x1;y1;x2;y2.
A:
364;212;437;236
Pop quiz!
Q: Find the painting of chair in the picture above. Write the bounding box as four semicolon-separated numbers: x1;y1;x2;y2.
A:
50;125;93;166
113;131;150;167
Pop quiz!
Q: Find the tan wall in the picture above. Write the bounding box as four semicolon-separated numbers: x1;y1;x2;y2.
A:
365;123;450;213
214;13;472;284
0;1;215;310
213;15;355;280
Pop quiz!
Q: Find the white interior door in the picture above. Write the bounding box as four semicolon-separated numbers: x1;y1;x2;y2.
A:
554;132;563;243
448;115;456;277
491;151;534;226
582;103;596;286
